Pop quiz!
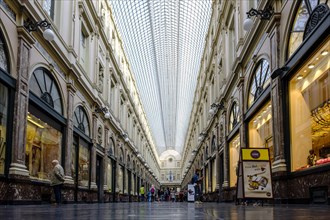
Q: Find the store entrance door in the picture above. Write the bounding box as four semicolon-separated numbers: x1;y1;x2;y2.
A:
96;155;103;202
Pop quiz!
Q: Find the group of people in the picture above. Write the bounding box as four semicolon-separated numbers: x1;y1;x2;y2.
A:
50;161;205;205
139;184;156;202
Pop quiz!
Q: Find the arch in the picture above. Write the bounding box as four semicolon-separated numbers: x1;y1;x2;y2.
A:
287;0;330;58
119;147;124;163
0;29;10;73
229;101;240;132
247;59;271;108
73;105;90;137
29;67;64;115
108;137;115;156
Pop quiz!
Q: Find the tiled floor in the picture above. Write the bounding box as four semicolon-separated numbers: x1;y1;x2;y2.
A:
0;202;329;220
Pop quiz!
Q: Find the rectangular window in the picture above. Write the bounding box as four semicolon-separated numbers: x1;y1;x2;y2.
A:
0;83;8;174
43;0;55;19
80;30;87;66
229;134;240;187
289;40;330;171
25;113;62;180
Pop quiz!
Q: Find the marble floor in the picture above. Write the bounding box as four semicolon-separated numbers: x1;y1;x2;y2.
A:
0;202;329;220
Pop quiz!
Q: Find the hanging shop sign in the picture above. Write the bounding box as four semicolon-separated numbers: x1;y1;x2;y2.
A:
237;148;273;199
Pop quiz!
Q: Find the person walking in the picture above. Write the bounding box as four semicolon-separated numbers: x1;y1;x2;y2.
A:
150;185;155;202
139;184;145;202
50;160;65;205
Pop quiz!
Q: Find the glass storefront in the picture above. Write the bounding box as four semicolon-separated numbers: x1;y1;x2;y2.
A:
229;134;240;187
118;166;124;193
211;159;216;192
25;112;62;180
289;40;330;171
106;162;113;192
248;101;274;163
0;83;8;174
78;140;90;187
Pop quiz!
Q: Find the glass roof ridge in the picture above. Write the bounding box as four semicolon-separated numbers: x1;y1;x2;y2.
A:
109;0;212;155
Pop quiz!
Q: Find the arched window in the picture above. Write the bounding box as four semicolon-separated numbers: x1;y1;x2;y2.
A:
248;59;271;108
108;138;115;156
0;32;9;72
119;148;124;162
288;0;330;57
229;102;240;132
211;136;216;153
29;68;63;114
73;106;90;136
127;154;131;168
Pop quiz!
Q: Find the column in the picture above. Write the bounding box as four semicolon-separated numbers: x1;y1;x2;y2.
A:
271;74;287;173
90;115;97;189
9;28;34;177
103;127;110;191
63;79;76;184
221;111;229;188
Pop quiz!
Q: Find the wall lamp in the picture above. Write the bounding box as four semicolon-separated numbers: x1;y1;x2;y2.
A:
243;6;274;31
198;132;207;142
24;19;55;41
209;100;225;115
122;133;129;142
95;106;110;119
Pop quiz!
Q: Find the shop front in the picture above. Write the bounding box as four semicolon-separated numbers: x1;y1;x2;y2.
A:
272;1;330;204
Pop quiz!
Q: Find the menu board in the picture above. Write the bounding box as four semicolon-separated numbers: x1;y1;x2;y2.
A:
238;148;273;199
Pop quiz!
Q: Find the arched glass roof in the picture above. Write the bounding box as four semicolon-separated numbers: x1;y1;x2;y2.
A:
109;0;212;155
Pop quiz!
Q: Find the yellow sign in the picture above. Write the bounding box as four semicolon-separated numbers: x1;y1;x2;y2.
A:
241;148;269;161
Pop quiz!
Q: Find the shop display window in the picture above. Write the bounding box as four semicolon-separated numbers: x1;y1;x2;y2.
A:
106;162;113;192
289;40;330;171
118;166;124;193
0;83;8;174
211;159;216;192
248;101;274;163
78;141;90;187
25;113;62;180
229;134;240;187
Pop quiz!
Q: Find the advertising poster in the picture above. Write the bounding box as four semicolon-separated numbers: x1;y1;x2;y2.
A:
187;184;195;202
242;161;273;198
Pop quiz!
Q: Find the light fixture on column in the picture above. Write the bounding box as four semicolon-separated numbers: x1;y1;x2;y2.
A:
24;19;55;41
209;99;225;115
122;133;129;142
198;132;207;142
95;106;110;119
243;6;274;31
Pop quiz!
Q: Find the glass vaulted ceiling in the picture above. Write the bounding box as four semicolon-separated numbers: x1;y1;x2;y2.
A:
109;0;212;155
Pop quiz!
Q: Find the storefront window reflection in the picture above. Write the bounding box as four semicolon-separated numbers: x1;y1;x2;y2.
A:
106;162;112;192
289;40;330;171
229;134;240;187
248;101;274;163
0;83;8;174
25;113;62;179
118;166;123;193
78;141;90;187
